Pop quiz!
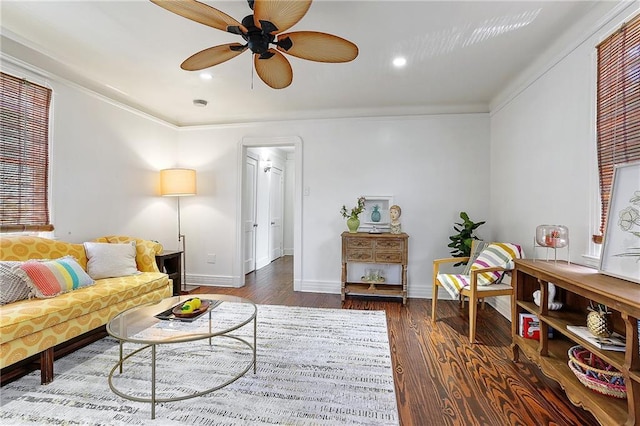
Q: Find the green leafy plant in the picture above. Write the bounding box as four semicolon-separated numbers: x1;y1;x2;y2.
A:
447;211;486;265
340;196;366;220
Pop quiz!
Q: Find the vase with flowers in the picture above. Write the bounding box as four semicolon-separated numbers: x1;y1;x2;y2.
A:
341;196;366;233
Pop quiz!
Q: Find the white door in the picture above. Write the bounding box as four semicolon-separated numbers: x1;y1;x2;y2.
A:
269;166;284;261
243;156;258;274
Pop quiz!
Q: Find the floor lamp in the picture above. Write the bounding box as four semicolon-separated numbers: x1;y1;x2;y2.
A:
160;168;196;293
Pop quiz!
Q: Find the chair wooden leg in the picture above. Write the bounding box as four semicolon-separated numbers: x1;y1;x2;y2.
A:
469;298;477;345
431;281;439;323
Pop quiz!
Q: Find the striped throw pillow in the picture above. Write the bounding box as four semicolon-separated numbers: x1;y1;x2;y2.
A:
15;256;95;298
470;243;523;286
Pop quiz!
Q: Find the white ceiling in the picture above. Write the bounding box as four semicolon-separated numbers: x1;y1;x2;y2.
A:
0;0;615;127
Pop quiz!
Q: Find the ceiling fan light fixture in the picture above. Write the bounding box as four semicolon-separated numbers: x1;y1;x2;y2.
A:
152;0;358;89
193;99;208;107
199;72;213;80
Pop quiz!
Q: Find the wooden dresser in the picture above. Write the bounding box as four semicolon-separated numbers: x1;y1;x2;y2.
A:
341;232;408;304
511;259;639;425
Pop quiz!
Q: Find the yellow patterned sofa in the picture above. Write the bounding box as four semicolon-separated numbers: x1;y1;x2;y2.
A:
0;235;172;384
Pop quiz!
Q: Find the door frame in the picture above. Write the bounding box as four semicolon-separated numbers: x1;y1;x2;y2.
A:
243;153;259;274
236;136;303;290
268;164;284;262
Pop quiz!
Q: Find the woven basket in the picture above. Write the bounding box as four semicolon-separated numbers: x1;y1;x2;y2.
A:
567;345;626;399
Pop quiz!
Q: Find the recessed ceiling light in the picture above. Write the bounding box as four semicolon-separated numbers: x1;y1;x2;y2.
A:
199;72;213;80
393;57;407;68
193;99;208;107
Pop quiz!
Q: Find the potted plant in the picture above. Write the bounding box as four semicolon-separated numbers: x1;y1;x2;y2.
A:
340;196;366;233
447;211;485;266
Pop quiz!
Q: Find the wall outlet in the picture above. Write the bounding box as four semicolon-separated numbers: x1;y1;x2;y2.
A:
207;254;216;264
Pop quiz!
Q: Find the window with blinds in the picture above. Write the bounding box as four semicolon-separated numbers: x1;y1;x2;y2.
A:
596;13;640;239
0;72;54;233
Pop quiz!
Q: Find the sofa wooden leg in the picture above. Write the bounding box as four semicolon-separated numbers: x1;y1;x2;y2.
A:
40;348;54;384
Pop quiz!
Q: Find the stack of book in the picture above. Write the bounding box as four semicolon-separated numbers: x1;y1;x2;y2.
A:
566;325;625;352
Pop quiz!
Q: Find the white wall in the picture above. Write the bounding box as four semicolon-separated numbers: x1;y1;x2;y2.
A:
177;114;491;298
488;2;639;316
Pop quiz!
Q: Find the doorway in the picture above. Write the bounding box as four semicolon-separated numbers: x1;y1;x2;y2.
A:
237;136;302;290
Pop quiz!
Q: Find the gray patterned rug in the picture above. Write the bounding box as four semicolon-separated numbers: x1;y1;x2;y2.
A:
0;304;398;425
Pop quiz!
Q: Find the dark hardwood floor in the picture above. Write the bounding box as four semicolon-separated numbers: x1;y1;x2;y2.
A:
193;256;599;426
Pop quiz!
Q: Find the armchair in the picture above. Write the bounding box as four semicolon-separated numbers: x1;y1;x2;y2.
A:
431;242;522;344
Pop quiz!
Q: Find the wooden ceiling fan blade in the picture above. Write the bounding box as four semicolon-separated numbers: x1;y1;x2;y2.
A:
254;49;293;89
181;43;247;70
253;0;312;34
276;31;358;62
150;0;246;33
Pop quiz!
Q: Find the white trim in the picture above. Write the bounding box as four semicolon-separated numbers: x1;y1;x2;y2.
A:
187;274;237;288
488;296;511;320
581;254;601;269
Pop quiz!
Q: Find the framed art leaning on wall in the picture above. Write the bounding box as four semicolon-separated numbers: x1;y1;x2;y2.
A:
599;161;640;284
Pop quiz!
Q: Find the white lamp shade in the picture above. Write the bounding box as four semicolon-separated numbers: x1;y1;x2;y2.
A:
160;168;196;196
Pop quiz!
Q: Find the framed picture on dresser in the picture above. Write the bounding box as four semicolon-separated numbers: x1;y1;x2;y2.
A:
359;195;393;233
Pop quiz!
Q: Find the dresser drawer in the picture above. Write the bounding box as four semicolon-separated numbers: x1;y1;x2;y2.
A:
375;252;403;263
346;249;374;262
375;239;404;251
347;238;373;249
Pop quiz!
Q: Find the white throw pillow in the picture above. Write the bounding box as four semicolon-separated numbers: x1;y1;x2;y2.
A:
83;241;139;279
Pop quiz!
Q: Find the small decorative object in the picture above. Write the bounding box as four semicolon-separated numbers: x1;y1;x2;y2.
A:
567;345;626;399
390;205;402;234
533;225;570;263
362;268;385;289
532;282;563;310
371;205;381;223
587;302;613;338
600;161;640;284
341;196;366;233
536;225;569;248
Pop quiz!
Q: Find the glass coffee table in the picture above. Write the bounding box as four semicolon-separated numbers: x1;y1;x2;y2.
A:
106;294;256;419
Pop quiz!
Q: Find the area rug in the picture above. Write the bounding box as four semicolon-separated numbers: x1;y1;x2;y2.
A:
0;304;398;425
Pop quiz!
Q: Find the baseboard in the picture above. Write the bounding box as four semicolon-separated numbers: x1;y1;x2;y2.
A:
298;280;341;294
186;274;237;288
256;256;270;270
488;295;511;320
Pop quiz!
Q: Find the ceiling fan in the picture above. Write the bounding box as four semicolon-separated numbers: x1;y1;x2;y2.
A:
151;0;359;89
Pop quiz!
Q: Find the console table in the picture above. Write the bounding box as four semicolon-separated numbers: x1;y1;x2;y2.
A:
511;259;640;425
155;250;182;296
341;232;408;304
